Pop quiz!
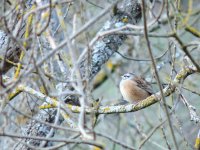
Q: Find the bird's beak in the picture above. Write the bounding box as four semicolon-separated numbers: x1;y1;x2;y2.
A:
121;75;125;79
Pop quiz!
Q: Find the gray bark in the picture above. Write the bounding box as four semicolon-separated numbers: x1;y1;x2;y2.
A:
79;0;142;79
0;0;142;149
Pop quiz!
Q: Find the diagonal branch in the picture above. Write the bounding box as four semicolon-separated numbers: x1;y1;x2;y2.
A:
38;66;196;114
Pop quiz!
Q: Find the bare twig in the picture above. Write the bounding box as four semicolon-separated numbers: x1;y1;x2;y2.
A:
141;0;178;149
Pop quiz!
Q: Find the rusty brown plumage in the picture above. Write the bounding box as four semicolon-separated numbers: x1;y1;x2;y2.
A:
120;73;153;103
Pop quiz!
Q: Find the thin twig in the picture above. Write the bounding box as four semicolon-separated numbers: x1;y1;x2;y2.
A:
97;132;136;150
141;0;179;149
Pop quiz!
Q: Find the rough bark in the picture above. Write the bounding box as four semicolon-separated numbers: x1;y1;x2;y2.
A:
79;0;142;79
1;0;142;149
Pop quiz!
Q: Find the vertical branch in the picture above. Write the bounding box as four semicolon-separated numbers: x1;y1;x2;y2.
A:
141;0;179;150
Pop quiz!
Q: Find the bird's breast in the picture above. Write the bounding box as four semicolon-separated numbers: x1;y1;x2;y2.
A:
120;80;150;103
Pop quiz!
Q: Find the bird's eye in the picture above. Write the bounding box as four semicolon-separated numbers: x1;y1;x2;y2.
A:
124;74;130;78
122;74;131;79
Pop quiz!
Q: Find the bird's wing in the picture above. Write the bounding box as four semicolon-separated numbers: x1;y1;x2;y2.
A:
134;76;154;94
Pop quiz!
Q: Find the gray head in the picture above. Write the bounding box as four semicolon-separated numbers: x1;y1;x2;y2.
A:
121;73;136;80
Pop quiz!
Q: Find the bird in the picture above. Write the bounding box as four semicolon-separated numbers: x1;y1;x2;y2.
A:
119;73;154;104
